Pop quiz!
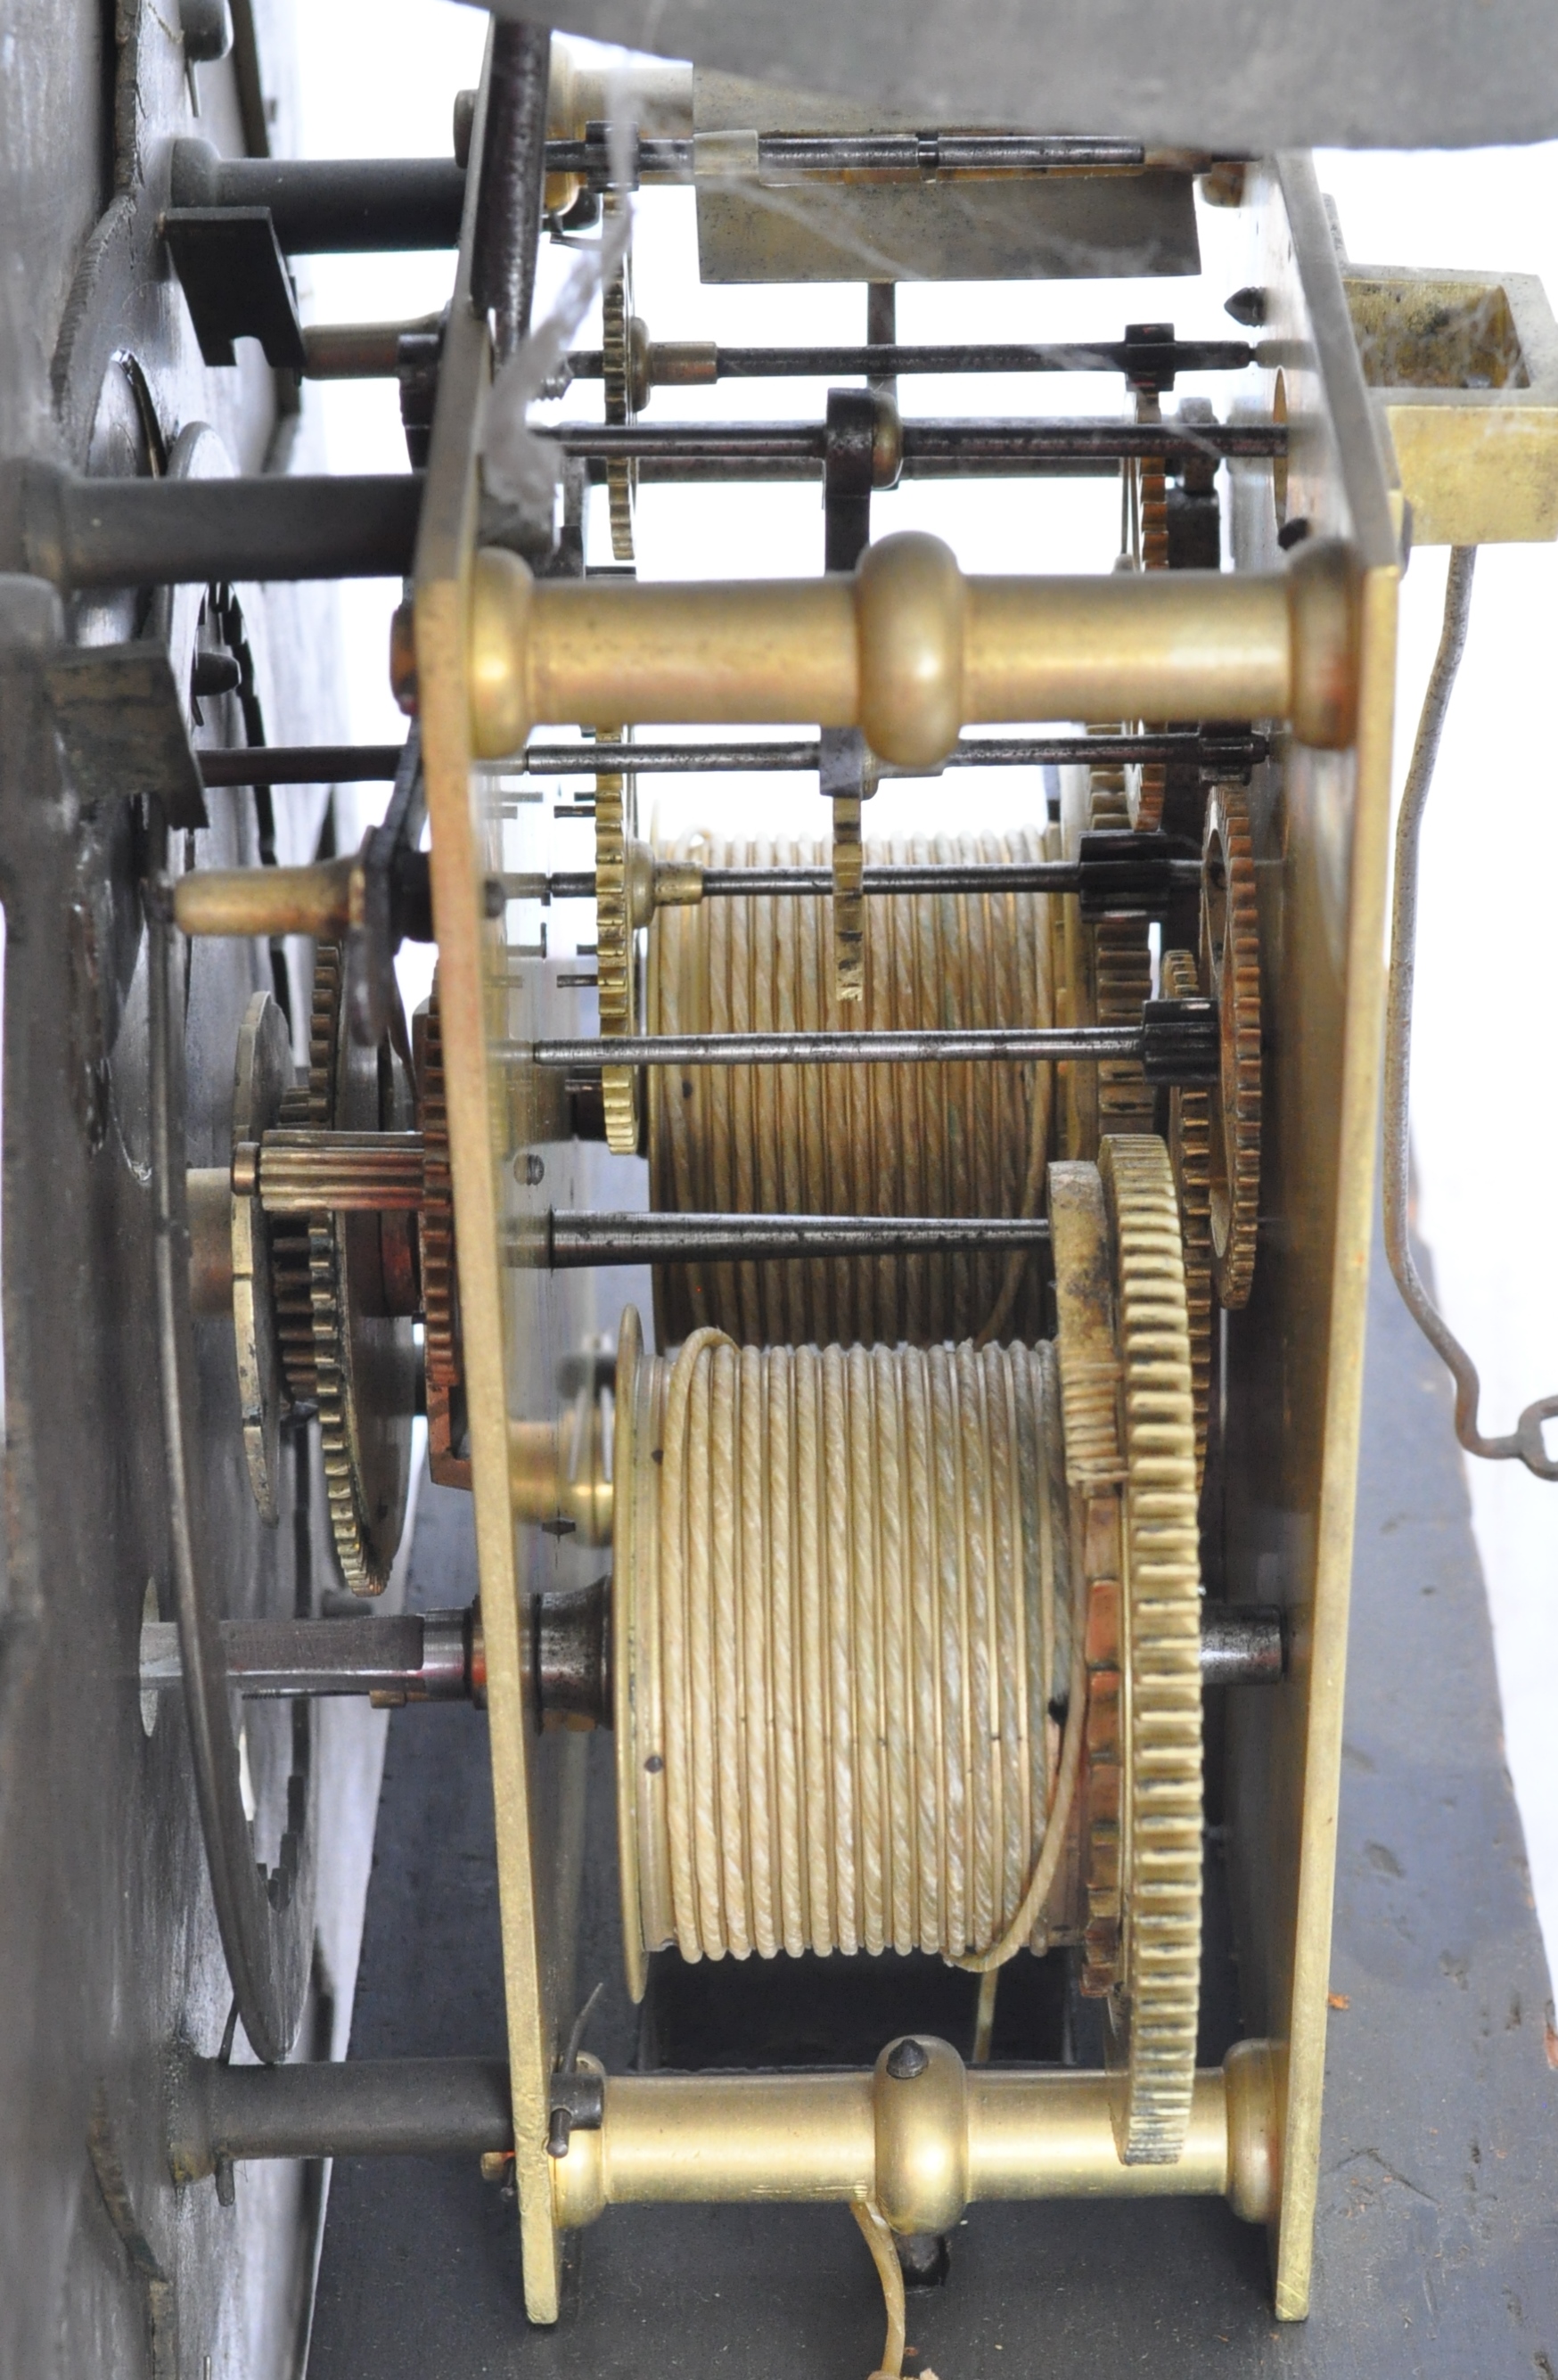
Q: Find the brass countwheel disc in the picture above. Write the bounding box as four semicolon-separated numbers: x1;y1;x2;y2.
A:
1100;1133;1204;2163
1201;783;1262;1308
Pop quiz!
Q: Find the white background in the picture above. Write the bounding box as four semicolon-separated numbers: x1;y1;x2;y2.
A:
293;0;1558;2007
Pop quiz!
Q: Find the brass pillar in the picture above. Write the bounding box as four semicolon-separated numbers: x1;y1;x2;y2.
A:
509;1406;613;1546
173;853;363;941
550;2037;1280;2230
468;532;1358;768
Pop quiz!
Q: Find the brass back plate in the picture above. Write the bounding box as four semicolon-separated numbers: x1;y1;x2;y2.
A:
1221;155;1400;2319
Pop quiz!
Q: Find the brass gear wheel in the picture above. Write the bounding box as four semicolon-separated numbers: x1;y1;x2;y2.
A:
1161;948;1213;1483
1134;390;1170;573
1055;1137;1202;2163
418;980;456;1390
1128;385;1169;832
1089;776;1156;1145
594;732;641;1154
1056;769;1153;1159
273;942;417;1594
1100;1133;1204;2163
271;944;342;1404
1201;783;1262;1308
602;201;636;563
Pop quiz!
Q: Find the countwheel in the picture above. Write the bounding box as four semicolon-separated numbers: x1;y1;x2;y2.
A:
1201;783;1262;1308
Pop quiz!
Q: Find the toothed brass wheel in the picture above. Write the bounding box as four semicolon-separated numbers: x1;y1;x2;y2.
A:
1126;384;1169;832
593;731;641;1154
1100;1134;1203;2163
1162;948;1213;1484
418;980;456;1391
1055;1135;1202;2164
1201;783;1262;1309
231;989;293;1526
271;945;343;1406
602;200;637;563
416;980;470;1490
275;944;418;1594
1063;775;1154;1155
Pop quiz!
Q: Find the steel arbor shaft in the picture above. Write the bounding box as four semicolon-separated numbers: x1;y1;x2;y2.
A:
543;416;1283;468
527;1026;1141;1067
194;729;1266;790
516;729;1267;776
566;338;1254;382
503;859;1201;903
536;1211;1054;1266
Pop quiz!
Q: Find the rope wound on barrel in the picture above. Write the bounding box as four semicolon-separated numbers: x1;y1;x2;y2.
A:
647;828;1054;1350
618;1322;1078;1972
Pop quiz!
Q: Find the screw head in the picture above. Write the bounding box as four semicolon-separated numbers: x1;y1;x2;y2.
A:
516;1151;545;1186
886;2036;930;2082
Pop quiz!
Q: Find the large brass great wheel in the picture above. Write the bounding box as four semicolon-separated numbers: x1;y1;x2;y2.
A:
1055;1133;1203;2163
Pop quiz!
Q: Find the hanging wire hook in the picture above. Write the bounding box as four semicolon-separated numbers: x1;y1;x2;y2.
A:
1382;545;1558;1480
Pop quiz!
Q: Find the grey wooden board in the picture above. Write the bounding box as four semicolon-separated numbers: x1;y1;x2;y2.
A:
691;70;1200;284
480;0;1558;153
308;1236;1558;2377
0;4;392;2371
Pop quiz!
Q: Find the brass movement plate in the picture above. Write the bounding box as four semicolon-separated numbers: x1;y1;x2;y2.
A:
415;42;575;2325
1223;156;1400;2319
1343;256;1558;545
424;79;1400;2324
